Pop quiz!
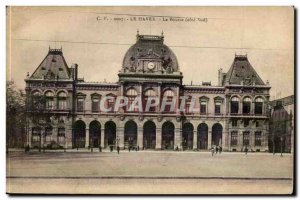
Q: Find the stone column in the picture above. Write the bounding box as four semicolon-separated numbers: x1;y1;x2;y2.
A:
137;127;143;149
251;102;255;115
85;128;89;148
100;127;105;148
117;126;124;149
176;86;180;114
174;127;182;150
221;129;227;150
156;127;162;150
193;130;197;150
207;128;212;150
157;83;161;112
239;101;242;114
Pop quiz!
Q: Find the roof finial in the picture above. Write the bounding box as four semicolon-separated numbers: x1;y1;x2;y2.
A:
161;30;164;37
49;45;51;51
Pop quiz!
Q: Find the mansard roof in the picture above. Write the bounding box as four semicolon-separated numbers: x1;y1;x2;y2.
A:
223;55;265;86
30;48;71;80
122;32;179;72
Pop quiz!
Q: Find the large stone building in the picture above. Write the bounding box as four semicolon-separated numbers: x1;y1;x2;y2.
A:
25;33;271;152
269;95;294;153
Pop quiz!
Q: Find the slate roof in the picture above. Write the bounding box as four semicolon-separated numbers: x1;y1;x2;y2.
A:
223;55;265;86
122;33;179;72
30;48;71;80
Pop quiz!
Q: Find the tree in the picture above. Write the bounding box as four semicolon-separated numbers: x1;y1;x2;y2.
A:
6;81;25;149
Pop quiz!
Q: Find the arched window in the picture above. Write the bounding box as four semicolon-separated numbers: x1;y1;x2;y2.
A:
45;91;54;110
243;97;251;114
91;95;100;113
57;92;67;110
126;88;138;112
144;89;156;112
230;97;239;114
163;89;175;113
255;97;264;115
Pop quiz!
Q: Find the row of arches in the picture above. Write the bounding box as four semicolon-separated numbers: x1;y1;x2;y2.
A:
73;120;223;150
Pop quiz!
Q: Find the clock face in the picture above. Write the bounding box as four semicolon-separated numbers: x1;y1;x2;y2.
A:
147;62;155;70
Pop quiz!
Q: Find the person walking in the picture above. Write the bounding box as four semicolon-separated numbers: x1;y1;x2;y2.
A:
219;146;222;154
117;145;120;154
211;146;215;156
245;146;248;155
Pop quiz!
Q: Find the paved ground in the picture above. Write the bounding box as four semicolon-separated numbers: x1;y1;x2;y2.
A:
6;150;294;194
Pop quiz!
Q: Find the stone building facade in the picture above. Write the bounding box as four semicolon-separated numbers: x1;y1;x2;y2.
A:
25;33;271;152
269;95;294;153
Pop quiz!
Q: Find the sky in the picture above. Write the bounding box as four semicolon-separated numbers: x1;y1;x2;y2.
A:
6;6;294;100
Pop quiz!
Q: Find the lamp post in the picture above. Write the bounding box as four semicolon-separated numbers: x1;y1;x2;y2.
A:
280;136;283;157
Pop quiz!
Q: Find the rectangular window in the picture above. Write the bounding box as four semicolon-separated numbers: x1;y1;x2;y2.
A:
215;102;221;114
244;119;250;127
58;128;65;137
232;119;238;127
200;101;207;114
231;131;238;146
107;97;115;112
243;132;250;146
255;132;262;146
92;99;99;112
185;100;191;114
77;99;84;112
256;121;260;127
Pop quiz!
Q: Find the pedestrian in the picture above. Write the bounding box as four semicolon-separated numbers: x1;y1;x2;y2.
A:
211;146;215;156
117;145;120;154
129;146;131;152
219;146;222;154
99;146;102;152
216;146;219;154
245;146;248;155
110;145;113;152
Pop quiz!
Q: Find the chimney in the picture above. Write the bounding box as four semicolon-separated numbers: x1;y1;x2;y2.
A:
72;63;78;81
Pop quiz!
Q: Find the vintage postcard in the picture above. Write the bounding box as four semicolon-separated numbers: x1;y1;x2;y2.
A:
6;6;294;194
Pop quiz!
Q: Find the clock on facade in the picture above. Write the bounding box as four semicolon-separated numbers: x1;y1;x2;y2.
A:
147;62;155;70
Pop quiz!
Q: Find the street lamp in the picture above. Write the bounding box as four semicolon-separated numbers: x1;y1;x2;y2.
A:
280;136;283;157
